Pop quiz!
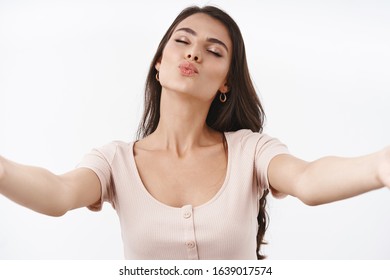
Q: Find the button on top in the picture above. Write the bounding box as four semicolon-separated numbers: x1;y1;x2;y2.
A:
185;241;195;248
183;211;192;219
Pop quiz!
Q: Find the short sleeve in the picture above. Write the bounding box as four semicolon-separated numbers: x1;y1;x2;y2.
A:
77;142;118;211
254;134;289;198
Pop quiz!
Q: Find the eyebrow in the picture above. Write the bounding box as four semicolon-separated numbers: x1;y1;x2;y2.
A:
175;27;229;52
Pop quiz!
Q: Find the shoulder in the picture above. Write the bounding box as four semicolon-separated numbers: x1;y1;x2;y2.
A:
225;129;281;147
87;140;133;164
225;129;259;144
225;129;289;158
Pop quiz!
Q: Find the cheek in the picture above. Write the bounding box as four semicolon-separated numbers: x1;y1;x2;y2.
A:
162;41;181;60
207;62;230;82
159;47;180;73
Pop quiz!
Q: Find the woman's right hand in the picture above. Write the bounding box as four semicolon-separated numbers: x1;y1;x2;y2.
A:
0;156;5;182
0;155;101;216
377;146;390;190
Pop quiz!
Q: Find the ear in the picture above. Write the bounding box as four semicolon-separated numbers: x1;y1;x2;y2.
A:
155;62;160;71
155;57;162;71
219;83;229;94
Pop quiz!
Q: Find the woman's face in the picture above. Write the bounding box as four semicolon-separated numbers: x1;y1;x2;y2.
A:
156;13;232;102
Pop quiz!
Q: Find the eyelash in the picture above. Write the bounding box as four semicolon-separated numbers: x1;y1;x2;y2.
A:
174;39;222;58
208;50;222;57
175;39;188;44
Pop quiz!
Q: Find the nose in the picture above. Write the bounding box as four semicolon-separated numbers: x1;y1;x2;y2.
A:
185;42;202;63
186;53;200;62
186;46;201;62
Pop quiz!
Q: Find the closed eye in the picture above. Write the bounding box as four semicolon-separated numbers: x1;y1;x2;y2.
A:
208;50;222;57
175;39;189;44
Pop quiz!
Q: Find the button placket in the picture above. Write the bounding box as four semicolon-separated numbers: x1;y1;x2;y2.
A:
182;205;198;260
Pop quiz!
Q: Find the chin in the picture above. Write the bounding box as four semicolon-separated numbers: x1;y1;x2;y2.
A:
162;86;209;102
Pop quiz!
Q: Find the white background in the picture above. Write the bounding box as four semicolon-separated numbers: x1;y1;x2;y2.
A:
0;0;389;259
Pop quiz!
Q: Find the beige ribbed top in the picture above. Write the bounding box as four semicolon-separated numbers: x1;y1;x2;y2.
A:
78;129;289;259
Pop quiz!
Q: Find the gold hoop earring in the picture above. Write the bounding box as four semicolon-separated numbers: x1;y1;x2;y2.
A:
156;72;159;81
219;92;227;103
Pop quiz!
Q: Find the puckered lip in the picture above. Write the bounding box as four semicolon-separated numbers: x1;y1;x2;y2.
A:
178;61;199;75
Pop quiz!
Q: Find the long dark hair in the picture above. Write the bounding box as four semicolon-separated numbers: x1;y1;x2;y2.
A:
137;6;268;259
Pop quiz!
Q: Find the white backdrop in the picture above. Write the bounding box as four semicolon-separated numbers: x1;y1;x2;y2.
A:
0;0;389;259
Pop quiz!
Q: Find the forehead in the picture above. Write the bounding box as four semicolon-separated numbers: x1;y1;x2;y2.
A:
174;13;231;46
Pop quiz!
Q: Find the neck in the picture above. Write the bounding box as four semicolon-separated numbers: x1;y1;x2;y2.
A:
151;89;220;155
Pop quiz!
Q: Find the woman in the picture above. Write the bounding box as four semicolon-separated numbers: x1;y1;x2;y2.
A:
0;5;389;260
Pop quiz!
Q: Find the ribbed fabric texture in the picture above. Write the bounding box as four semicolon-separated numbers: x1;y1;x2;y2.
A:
77;129;289;259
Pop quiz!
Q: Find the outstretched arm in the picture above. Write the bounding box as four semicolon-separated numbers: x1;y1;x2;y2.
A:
268;147;390;205
0;156;101;216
